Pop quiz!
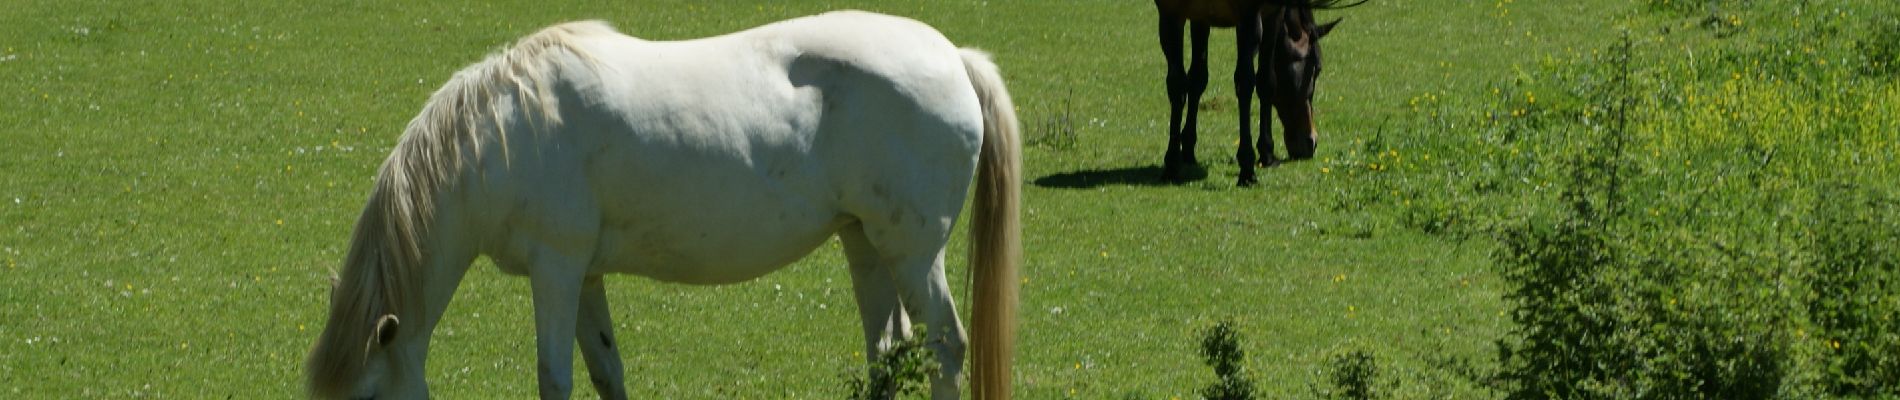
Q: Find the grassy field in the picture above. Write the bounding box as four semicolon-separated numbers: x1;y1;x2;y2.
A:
2;0;1892;399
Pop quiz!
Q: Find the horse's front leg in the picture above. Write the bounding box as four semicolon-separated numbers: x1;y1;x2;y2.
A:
1257;65;1281;168
576;276;628;400
1159;11;1189;180
1233;3;1266;186
1256;42;1282;167
529;249;590;400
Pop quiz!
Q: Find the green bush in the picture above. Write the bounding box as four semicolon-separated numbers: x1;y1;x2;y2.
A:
1313;349;1386;400
1198;320;1256;400
1486;6;1900;397
1318;1;1899;397
1853;15;1900;77
1483;31;1816;399
842;325;940;400
1807;184;1900;396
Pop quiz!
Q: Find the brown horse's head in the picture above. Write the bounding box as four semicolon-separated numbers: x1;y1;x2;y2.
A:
1264;0;1348;159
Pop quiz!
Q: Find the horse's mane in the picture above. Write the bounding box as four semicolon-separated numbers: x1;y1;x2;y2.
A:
305;20;614;398
1282;0;1368;10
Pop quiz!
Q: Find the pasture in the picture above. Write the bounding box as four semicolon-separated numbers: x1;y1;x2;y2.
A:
3;0;1894;398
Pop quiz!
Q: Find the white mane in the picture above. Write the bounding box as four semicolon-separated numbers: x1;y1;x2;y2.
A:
306;20;613;399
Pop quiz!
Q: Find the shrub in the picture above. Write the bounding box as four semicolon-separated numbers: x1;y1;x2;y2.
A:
842;325;941;400
1198;320;1255;400
1313;349;1386;400
1806;184;1900;396
1316;1;1900;396
1490;35;1800;399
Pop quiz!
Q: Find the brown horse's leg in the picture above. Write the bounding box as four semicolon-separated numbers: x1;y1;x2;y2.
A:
1233;3;1264;186
1159;12;1188;180
1257;75;1281;167
1182;22;1210;169
1255;21;1281;168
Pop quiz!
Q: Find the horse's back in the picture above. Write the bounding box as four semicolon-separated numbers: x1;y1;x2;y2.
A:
763;11;987;254
1156;0;1278;27
759;11;967;79
483;12;983;283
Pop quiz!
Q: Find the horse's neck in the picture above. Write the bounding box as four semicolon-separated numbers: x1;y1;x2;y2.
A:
373;171;482;331
409;192;481;331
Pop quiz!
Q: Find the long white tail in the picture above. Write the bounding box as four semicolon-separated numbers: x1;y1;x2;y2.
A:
960;48;1021;400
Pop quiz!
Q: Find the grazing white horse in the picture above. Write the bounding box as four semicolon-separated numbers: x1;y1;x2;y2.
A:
305;11;1021;400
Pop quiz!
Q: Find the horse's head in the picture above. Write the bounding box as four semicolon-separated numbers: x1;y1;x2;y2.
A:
328;314;427;400
309;295;430;399
307;205;433;400
1263;0;1347;159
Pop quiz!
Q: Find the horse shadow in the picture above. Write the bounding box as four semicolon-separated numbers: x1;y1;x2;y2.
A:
1032;163;1208;189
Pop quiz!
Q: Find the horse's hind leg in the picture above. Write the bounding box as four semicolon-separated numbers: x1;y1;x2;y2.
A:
841;225;913;399
576;276;628;400
891;251;965;399
845;223;967;399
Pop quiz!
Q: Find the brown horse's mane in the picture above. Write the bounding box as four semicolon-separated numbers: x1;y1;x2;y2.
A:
1289;0;1369;10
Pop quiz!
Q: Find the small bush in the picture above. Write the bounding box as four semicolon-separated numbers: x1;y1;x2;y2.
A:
1313;349;1386;400
1198;320;1255;400
842;325;941;400
1853;12;1900;78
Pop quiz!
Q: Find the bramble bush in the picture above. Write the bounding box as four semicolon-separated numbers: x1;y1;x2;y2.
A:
1325;0;1899;398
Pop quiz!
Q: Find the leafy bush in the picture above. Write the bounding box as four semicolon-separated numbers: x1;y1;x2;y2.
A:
1853;14;1900;77
1496;39;1802;398
1198;320;1255;400
1478;4;1900;397
1317;1;1899;397
842;325;941;400
1807;184;1900;397
1313;349;1386;400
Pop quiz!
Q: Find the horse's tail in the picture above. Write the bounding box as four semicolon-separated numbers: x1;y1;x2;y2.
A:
960;48;1021;400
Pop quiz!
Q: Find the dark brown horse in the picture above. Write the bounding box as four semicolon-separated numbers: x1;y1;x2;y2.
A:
1155;0;1354;185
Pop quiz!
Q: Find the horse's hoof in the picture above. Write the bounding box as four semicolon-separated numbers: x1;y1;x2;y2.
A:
1236;175;1258;187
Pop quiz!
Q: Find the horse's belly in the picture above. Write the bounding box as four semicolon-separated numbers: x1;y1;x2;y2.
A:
589;202;845;284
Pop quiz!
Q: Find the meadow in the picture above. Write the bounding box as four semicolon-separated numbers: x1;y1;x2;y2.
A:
1;0;1893;398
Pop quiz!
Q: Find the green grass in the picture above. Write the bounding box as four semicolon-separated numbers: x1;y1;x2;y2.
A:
4;0;1889;398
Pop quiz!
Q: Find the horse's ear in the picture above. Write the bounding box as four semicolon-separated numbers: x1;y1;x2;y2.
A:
372;314;401;348
1316;18;1342;39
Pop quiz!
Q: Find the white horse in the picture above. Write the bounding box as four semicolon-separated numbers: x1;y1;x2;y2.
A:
305;11;1020;400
